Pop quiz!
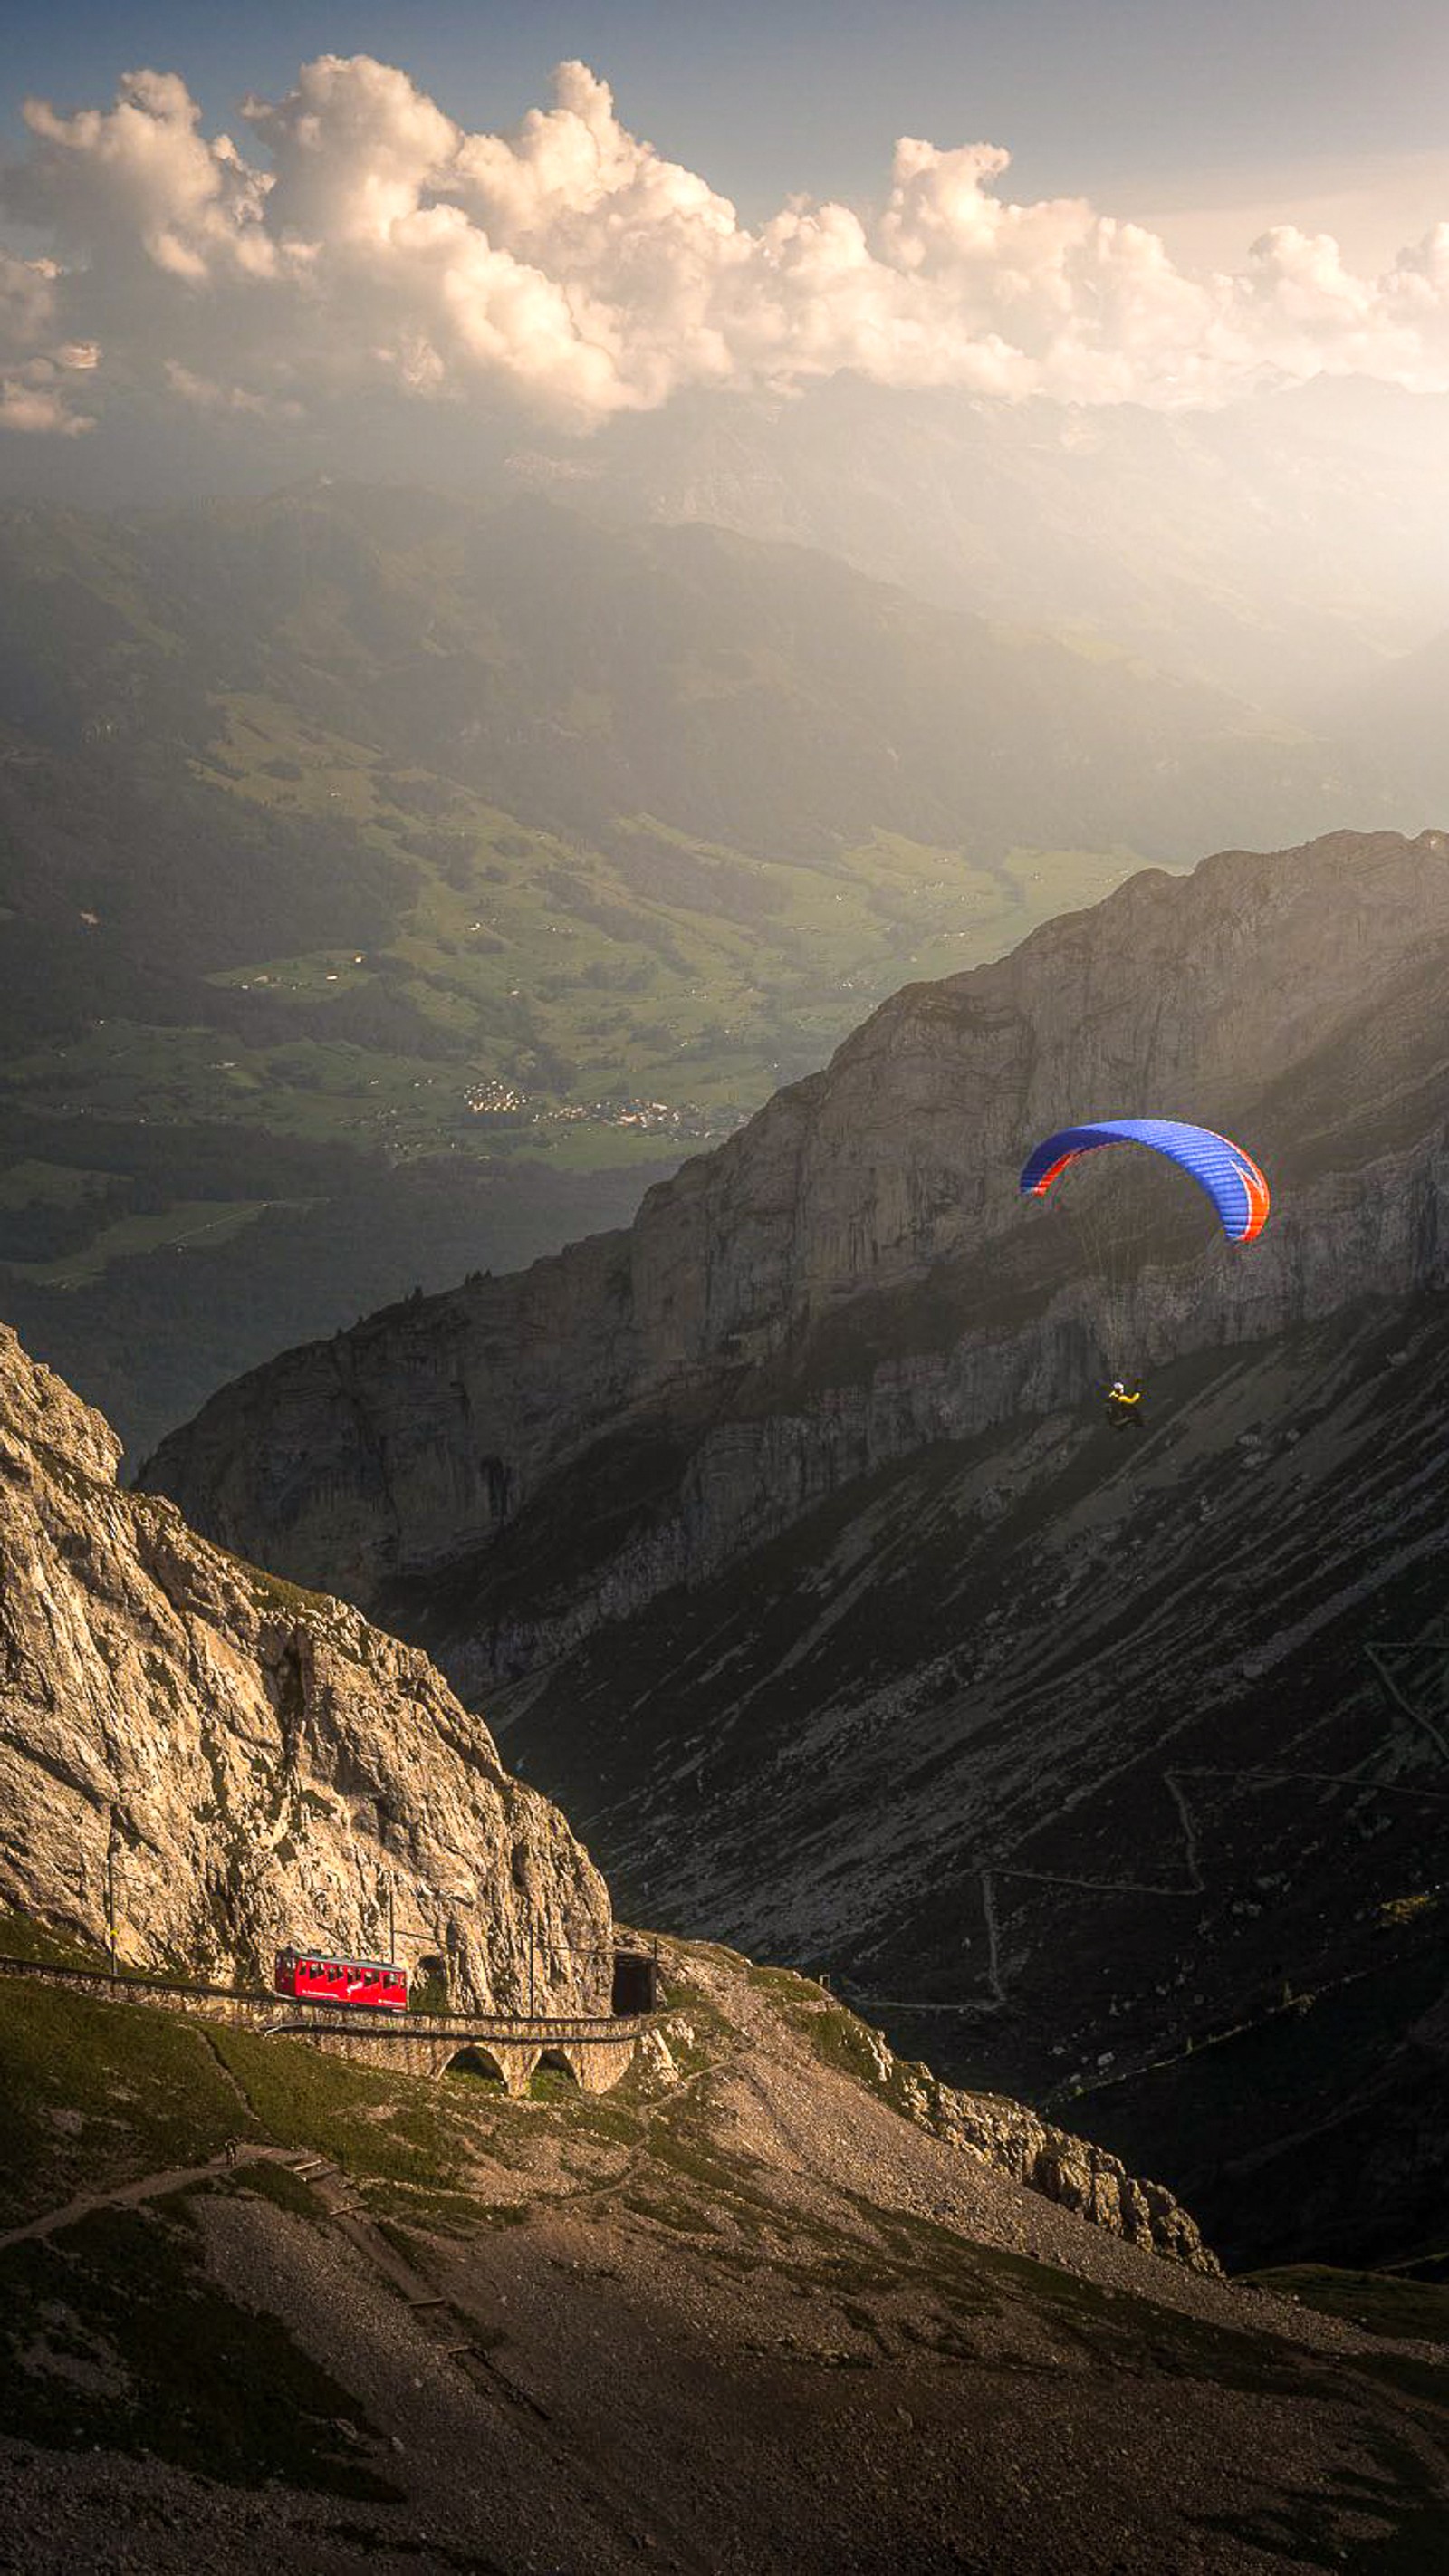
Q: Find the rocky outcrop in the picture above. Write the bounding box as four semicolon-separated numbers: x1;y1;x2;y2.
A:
836;2006;1217;2272
934;2088;1218;2273
146;827;1449;1688
0;1326;611;2009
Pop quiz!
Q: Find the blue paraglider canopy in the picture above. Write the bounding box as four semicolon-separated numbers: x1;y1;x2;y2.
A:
1019;1118;1269;1244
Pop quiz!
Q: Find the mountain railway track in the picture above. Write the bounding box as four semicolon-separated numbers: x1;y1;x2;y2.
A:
0;1952;657;2092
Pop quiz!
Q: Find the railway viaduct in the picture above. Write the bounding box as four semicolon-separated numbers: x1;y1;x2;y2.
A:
0;1956;655;2095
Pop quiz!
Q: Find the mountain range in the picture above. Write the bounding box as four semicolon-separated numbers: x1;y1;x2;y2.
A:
513;374;1449;707
0;476;1407;1456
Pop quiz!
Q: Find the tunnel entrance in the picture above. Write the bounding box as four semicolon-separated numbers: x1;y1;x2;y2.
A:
611;1948;658;2015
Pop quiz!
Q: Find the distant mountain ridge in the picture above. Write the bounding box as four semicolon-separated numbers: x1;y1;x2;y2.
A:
1322;622;1449;819
0;481;1364;869
515;375;1449;706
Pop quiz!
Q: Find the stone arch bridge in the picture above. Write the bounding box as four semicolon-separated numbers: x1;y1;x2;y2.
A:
268;2010;647;2092
0;1956;655;2095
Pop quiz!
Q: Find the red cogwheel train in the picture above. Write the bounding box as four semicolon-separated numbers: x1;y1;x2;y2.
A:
273;1946;408;2011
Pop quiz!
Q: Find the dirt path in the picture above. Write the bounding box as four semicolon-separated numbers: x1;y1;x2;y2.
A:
0;2144;305;2255
4;1954;1445;2572
207;2146;722;2575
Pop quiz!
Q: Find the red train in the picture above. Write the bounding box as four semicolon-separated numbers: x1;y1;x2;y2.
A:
273;1946;408;2012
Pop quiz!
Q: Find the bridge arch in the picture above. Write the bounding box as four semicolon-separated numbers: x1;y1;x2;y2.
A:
531;2046;581;2091
442;2043;508;2088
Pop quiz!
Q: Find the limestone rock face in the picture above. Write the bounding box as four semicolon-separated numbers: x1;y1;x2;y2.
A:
934;2088;1218;2274
0;1328;611;2010
144;829;1449;1683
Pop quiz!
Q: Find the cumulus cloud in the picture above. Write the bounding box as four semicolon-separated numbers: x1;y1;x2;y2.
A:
0;255;98;434
5;51;1449;444
0;374;93;437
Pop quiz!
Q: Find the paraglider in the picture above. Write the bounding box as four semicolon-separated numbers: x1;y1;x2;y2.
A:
1019;1119;1270;1244
1018;1117;1270;1390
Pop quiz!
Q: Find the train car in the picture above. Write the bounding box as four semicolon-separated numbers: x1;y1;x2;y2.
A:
273;1946;408;2012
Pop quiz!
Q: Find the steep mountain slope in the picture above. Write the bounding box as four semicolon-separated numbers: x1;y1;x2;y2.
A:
478;1295;1449;2272
20;1337;1435;2572
0;1319;1229;2260
0;1323;609;2011
145;827;1449;2265
7;1952;1445;2576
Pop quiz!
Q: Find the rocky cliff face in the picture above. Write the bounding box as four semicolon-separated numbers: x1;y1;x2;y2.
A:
0;1327;611;2010
146;827;1449;1681
822;2003;1217;2273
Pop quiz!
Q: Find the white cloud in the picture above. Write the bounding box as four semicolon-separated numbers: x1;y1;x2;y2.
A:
163;359;302;419
0;362;95;436
0;257;98;434
11;68;273;283
5;51;1449;443
0;249;60;355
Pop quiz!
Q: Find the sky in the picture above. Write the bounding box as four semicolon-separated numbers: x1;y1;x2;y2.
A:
4;0;1449;480
5;0;1448;235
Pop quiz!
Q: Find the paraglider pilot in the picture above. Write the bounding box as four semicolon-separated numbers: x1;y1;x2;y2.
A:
1017;1119;1271;1433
